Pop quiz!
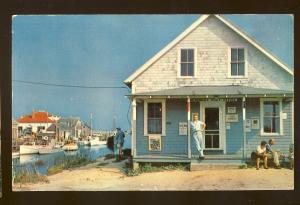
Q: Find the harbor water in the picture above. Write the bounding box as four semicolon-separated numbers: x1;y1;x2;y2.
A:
13;144;113;175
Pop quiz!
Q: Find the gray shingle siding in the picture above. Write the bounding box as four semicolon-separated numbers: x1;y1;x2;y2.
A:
132;15;293;94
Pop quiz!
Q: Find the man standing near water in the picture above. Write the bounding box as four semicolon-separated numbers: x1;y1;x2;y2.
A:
190;114;206;159
114;127;125;161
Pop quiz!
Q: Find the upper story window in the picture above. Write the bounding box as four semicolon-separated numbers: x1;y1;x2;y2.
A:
180;49;195;77
230;48;245;77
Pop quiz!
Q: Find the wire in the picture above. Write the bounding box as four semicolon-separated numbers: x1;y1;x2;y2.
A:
13;79;130;92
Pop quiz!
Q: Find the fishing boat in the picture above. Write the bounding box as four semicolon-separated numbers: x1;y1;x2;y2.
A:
53;142;64;149
38;146;64;154
89;137;106;146
62;143;78;151
19;144;42;155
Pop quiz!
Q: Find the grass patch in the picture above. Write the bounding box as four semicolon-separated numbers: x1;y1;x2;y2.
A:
47;153;95;176
104;154;115;160
96;162;109;167
47;165;63;175
13;165;49;184
239;164;248;169
124;163;189;177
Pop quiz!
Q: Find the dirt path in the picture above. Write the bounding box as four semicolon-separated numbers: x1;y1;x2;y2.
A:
13;158;294;191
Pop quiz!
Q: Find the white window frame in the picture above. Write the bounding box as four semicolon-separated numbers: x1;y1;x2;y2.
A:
260;98;283;136
177;47;197;78
144;99;166;136
228;47;248;78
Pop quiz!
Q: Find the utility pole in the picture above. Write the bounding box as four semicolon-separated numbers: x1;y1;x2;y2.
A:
112;115;116;130
90;113;93;137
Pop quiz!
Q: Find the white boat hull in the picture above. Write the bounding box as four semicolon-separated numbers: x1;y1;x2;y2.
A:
83;140;91;146
20;145;40;155
62;144;78;151
90;139;106;146
39;147;64;154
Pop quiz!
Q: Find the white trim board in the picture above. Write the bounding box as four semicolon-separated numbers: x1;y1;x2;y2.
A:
124;14;293;85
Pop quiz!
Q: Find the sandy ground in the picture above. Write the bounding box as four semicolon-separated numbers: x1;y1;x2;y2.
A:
13;157;294;191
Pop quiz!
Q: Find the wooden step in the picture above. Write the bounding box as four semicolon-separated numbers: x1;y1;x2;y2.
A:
190;159;246;171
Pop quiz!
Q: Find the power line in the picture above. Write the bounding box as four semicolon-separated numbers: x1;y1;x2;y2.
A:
13;79;130;91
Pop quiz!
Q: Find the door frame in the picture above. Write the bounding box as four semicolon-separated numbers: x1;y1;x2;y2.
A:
200;100;226;154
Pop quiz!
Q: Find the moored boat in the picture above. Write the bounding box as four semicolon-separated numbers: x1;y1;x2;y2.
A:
62;143;78;151
20;144;41;155
89;137;106;146
83;140;91;146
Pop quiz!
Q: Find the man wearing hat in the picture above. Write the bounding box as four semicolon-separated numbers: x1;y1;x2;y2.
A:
114;127;125;161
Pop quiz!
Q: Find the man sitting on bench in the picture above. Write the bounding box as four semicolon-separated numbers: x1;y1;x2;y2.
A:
266;139;281;169
256;141;268;170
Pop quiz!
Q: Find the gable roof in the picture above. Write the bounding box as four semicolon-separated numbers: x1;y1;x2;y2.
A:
124;14;293;86
17;111;54;123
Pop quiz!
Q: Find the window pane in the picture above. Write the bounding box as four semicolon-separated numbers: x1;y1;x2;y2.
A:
148;103;162;118
264;101;279;117
212;135;219;148
187;63;194;76
205;135;212;148
181;63;188;76
181;49;188;62
273;117;280;133
263;117;272;133
205;108;219;130
148;103;162;134
238;48;244;61
231;48;238;61
231;63;238;76
148;119;162;134
187;49;194;62
238;63;245;76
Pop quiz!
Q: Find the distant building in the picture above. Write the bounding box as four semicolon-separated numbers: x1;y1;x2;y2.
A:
12;119;18;140
17;111;60;135
58;117;88;140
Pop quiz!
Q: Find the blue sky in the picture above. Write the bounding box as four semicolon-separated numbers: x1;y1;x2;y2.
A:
12;14;294;130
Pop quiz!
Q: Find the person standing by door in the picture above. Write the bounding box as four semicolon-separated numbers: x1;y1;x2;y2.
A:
190;114;206;159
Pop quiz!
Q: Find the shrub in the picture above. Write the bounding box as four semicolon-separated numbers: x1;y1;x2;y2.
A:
124;162;188;177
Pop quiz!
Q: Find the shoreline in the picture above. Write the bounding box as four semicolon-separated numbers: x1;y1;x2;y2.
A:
13;156;294;191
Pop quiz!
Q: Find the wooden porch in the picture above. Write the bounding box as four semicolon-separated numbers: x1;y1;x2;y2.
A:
133;154;247;170
133;154;245;162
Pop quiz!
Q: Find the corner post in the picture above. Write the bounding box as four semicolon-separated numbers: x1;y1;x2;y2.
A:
187;96;191;159
242;96;246;159
131;98;137;157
